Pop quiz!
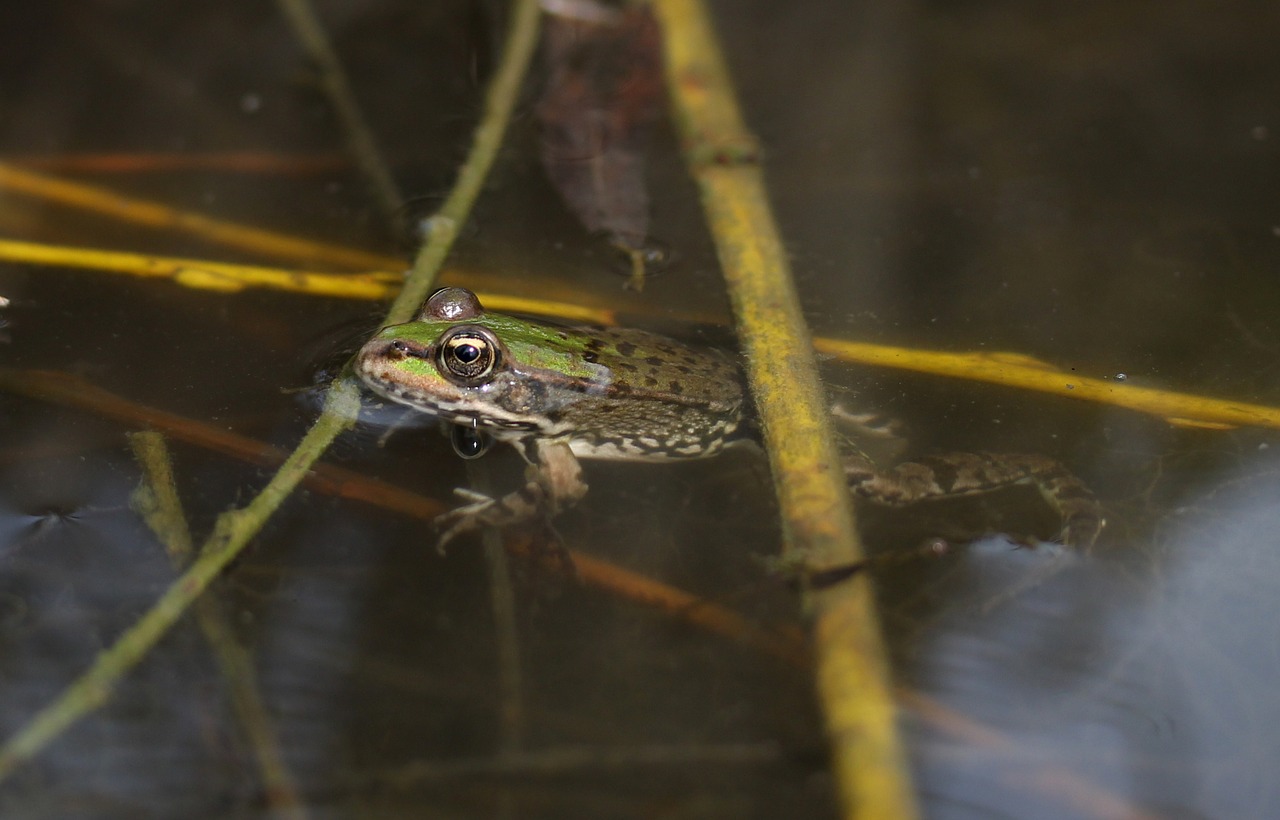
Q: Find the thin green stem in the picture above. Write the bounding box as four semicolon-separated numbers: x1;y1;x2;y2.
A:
385;0;544;325
129;432;308;820
0;0;544;785
130;430;197;560
0;384;357;781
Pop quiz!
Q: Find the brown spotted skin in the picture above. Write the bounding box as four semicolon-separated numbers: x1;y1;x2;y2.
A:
844;450;1104;549
546;327;744;460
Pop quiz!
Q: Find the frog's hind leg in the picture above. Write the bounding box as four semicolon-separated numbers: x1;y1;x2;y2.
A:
844;451;1104;550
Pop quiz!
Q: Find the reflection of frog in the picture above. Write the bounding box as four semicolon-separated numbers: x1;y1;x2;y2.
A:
356;288;1103;548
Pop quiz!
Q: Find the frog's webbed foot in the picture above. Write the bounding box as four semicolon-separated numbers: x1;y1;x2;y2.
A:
845;451;1105;550
432;488;499;551
830;403;909;464
433;439;588;550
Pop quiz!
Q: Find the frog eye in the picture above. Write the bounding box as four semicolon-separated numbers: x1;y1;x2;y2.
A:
436;326;500;383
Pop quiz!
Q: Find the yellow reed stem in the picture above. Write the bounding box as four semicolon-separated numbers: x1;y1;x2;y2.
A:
815;338;1280;430
653;1;918;817
0;236;401;298
6;234;1274;432
0;236;617;324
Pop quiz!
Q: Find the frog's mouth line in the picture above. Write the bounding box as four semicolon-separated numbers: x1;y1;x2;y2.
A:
363;374;549;437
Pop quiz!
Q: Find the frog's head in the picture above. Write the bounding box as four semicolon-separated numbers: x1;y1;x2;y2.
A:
355;288;603;433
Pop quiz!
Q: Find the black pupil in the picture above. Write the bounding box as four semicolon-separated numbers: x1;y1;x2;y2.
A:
453;342;481;363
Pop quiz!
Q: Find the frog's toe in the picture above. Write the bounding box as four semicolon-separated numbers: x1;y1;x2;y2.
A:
432;493;498;551
1057;512;1105;551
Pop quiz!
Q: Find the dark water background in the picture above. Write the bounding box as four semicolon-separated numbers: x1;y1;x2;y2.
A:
2;1;1279;817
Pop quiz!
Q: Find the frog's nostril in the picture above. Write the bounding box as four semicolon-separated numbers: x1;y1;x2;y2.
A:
389;340;410;356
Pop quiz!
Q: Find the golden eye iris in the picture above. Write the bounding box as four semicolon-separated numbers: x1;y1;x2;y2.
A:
437;327;499;382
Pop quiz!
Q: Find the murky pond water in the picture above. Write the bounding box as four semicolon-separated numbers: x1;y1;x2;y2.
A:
2;1;1279;817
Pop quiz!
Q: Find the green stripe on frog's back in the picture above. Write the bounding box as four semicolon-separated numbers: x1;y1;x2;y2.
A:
355;289;747;462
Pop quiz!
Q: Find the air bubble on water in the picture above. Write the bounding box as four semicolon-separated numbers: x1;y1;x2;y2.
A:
1115;373;1127;381
418;214;458;241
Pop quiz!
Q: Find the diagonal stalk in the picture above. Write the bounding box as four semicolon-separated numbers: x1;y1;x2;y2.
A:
652;1;919;816
0;0;545;784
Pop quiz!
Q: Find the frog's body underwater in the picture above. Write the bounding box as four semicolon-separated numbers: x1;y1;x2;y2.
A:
356;288;1103;550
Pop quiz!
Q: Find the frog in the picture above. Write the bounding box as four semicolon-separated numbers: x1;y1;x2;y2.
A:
355;287;1103;550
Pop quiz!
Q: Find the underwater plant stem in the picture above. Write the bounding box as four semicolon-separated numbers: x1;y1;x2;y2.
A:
652;1;919;817
0;0;544;785
385;0;544;325
128;432;307;820
0;367;804;664
275;0;404;224
0;382;359;782
470;459;528;754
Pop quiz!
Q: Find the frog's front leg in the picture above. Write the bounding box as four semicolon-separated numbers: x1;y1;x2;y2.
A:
845;451;1104;550
435;438;588;547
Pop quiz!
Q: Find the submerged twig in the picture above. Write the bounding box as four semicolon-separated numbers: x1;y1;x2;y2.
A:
275;0;404;223
0;367;445;520
130;431;198;561
0;0;546;784
376;742;781;786
470;458;526;820
12;151;348;174
467;458;528;753
0;366;807;665
0;382;360;781
129;432;307;820
384;0;545;325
